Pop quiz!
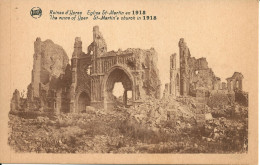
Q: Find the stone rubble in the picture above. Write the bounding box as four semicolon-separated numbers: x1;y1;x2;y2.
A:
8;95;248;153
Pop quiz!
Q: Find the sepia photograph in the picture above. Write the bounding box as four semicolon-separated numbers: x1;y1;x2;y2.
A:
8;26;249;154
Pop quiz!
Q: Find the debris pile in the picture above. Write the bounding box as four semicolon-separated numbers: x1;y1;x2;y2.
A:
8;94;248;153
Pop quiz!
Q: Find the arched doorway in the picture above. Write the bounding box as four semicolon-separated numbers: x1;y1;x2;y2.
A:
77;92;90;113
103;67;133;110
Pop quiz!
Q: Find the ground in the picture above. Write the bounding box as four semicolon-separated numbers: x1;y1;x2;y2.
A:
8;96;248;153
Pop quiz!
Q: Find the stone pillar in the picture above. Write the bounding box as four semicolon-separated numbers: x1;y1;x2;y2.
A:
32;37;42;98
70;37;81;113
179;38;190;96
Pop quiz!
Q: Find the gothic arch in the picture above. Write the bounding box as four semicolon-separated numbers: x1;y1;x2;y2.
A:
102;64;135;109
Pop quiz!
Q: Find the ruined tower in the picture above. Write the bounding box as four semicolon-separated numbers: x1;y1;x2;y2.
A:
179;38;190;96
92;26;107;74
90;26;107;105
93;25;107;57
70;37;92;112
70;37;81;113
30;37;69;105
31;37;42;98
169;53;180;96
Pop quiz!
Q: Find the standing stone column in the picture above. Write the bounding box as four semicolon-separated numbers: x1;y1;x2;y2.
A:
179;38;190;96
70;37;81;113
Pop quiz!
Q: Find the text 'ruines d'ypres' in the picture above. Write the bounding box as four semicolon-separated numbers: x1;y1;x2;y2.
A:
49;10;157;21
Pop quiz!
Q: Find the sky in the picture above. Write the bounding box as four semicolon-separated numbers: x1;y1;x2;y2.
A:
8;0;258;96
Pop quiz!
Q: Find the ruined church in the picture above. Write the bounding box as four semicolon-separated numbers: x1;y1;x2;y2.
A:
15;26;161;113
163;38;247;109
11;26;248;113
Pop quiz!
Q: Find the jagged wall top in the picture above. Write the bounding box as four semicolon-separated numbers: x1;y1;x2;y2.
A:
93;26;107;57
72;37;83;58
178;38;190;57
33;38;69;78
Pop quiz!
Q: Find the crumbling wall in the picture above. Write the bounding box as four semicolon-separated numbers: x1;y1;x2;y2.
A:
32;38;69;95
100;47;161;102
31;37;69;94
119;48;161;100
93;25;107;57
140;48;161;99
57;64;73;113
86;26;161;108
13;38;71;112
179;38;220;97
175;38;242;113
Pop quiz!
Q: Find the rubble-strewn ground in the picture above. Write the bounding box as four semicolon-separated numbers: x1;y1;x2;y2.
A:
8;96;248;153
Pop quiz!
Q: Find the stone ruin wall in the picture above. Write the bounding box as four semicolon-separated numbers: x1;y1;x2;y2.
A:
84;26;161;108
179;38;221;97
69;37;92;113
10;27;247;114
11;26;161;113
11;37;72;113
164;38;247;108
